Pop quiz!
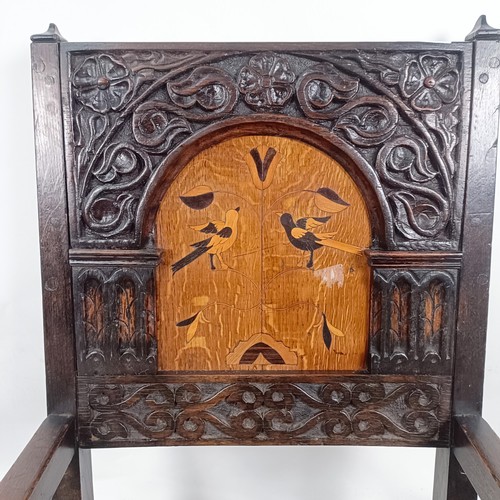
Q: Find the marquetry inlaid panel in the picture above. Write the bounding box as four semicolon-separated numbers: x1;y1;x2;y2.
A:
156;136;371;371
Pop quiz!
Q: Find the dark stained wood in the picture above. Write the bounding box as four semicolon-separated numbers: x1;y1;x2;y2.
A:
72;265;157;375
70;249;159;376
69;248;160;266
433;16;500;500
30;25;94;500
30;23;66;43
454;30;500;418
58;44;467;252
18;17;500;499
466;15;500;41
53;449;94;500
452;416;500;500
433;448;477;500
367;251;462;268
0;415;74;500
77;373;452;447
31;33;76;416
370;269;457;375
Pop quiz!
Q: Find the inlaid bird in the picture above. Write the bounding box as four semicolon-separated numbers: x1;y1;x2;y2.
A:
279;213;363;269
172;207;240;274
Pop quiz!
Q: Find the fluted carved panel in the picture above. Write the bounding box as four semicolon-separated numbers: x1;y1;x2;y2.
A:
73;266;157;375
65;48;466;250
370;269;457;374
77;375;451;447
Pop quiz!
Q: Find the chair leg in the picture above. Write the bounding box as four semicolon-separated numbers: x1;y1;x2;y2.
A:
433;448;477;500
53;448;93;500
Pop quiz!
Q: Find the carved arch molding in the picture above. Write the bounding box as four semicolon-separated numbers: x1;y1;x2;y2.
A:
65;48;466;250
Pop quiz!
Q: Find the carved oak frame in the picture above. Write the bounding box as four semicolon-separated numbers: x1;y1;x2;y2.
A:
1;17;499;500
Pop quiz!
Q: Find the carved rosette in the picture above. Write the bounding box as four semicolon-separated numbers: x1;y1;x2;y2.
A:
238;52;296;108
72;54;134;113
68;48;464;250
370;269;457;374
73;266;157;375
77;377;451;446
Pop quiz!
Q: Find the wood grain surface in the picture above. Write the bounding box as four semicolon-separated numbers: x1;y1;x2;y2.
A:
0;415;74;500
31;40;76;415
453;415;500;500
19;22;500;499
77;373;451;447
156;136;371;371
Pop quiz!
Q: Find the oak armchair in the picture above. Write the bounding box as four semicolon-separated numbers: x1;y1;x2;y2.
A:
1;16;500;499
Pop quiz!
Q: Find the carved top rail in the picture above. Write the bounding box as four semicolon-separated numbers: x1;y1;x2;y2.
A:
58;42;470;251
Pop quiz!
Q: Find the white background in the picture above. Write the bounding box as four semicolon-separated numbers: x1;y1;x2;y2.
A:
1;2;500;499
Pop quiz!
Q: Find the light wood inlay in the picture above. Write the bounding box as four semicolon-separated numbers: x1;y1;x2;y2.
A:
156;136;371;371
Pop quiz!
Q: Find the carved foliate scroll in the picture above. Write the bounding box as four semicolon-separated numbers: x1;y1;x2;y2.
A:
66;48;464;250
77;375;451;446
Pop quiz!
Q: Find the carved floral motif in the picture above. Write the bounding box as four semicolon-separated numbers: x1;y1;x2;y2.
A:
132;104;191;151
333;97;399;147
238;53;296;108
82;143;152;237
400;56;459;112
72;54;133;113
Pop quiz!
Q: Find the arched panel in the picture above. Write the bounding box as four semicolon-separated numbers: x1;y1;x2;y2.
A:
156;135;372;371
115;278;137;347
82;277;105;354
389;279;412;362
138;116;391;249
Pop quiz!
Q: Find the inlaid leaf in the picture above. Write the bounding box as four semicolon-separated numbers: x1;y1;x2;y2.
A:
326;317;345;338
186;314;202;343
322;313;345;350
176;311;208;343
322;314;332;350
245;146;281;189
314;187;350;213
180;185;214;210
176;312;200;327
250;147;276;181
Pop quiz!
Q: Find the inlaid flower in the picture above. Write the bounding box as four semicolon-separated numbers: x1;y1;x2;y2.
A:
238;53;296;109
400;55;459;112
72;54;133;113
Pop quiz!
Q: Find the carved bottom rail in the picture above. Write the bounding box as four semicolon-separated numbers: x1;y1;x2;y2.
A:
77;374;451;447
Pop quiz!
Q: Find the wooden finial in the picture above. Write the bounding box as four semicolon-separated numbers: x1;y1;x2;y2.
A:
466;15;500;41
31;23;66;43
